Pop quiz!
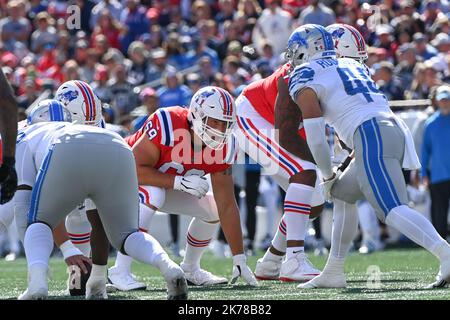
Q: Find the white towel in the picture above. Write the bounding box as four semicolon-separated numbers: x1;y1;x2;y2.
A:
391;113;422;170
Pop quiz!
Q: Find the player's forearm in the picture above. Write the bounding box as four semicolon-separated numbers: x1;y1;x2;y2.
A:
303;117;333;179
53;221;70;247
0;69;17;158
136;165;175;189
218;204;244;256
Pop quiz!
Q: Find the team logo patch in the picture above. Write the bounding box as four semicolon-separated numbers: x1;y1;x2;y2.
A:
58;90;79;105
292;66;315;85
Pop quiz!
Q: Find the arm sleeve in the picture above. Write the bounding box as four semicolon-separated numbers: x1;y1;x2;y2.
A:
303;117;333;179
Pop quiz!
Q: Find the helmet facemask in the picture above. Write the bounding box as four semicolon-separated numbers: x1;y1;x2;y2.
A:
190;109;234;150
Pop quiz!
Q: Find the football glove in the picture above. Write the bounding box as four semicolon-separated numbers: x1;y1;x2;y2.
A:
173;175;209;198
0;157;17;204
230;254;258;286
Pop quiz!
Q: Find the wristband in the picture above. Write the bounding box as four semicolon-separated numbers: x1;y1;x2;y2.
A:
60;240;83;260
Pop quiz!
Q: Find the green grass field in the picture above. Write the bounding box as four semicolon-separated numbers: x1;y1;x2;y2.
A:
1;248;449;300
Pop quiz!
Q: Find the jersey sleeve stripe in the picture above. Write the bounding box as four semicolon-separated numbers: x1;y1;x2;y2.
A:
157;109;174;147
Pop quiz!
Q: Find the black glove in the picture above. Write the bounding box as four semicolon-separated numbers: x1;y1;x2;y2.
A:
0;156;17;204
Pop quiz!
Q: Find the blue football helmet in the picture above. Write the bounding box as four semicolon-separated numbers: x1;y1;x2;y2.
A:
27;99;72;124
285;24;336;67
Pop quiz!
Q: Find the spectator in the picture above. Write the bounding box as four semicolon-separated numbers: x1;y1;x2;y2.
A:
237;0;262;20
413;32;437;61
252;0;293;56
215;0;236;25
164;33;190;70
185;73;203;94
421;85;450;240
190;0;212;25
90;0;124;30
394;43;417;90
30;12;58;54
80;49;101;84
91;9;123;50
17;78;39;110
0;0;32;53
131;87;160;132
297;0;336;27
128;41;150;86
157;71;192;108
373;24;397;61
185;37;221;73
62;60;81;82
108;63;139;115
119;0;150;53
92;64;113;104
197;56;216;86
146;48;175;84
372;62;404;100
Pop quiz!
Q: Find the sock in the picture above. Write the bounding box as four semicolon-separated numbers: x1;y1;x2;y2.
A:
123;231;174;274
386;205;450;261
91;264;107;278
138;203;155;233
357;201;380;244
262;249;283;262
270;216;287;253
114;252;134;273
66;212;91;257
319;200;358;276
13;190;32;243
182;218;216;271
284;183;314;259
24;223;53;269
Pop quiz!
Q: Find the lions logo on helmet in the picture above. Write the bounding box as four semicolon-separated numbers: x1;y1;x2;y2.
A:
326;24;368;63
188;86;236;150
285;24;336;67
55;80;103;127
27;99;72;125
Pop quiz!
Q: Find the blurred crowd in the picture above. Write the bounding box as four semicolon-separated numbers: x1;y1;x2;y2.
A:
0;0;449;257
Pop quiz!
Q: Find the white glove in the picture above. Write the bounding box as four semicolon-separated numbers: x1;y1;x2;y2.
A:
230;254;258;286
321;171;339;203
173;175;209;198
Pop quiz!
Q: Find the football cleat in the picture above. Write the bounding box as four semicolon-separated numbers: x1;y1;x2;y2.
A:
427;259;450;289
163;263;188;300
254;257;282;281
181;266;228;286
279;252;320;282
298;272;347;289
86;275;108;300
107;266;147;291
18;265;48;300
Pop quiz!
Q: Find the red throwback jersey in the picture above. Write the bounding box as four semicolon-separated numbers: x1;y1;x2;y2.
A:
126;106;236;176
242;63;306;139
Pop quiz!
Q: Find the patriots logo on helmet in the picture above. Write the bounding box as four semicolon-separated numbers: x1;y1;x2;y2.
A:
195;89;215;107
58;90;79;105
331;27;345;49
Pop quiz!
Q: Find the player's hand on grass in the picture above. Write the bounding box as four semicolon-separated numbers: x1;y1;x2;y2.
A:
174;175;209;198
230;254;258;286
0;157;17;204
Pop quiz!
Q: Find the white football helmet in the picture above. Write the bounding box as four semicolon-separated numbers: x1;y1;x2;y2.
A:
285;24;336;67
188;86;236;150
27;99;72;124
55;80;103;126
326;24;368;63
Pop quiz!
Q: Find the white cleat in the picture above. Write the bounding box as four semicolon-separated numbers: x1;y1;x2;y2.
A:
86;276;108;300
254;258;282;281
181;266;228;286
107;266;147;291
18;265;48;300
279;252;320;282
298;272;347;289
163;263;188;300
427;259;450;289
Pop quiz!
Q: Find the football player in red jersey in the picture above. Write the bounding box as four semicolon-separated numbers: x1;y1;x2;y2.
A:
234;60;325;282
108;86;258;290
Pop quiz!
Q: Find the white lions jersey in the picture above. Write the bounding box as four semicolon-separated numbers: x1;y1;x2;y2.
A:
16;122;126;187
288;57;393;148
